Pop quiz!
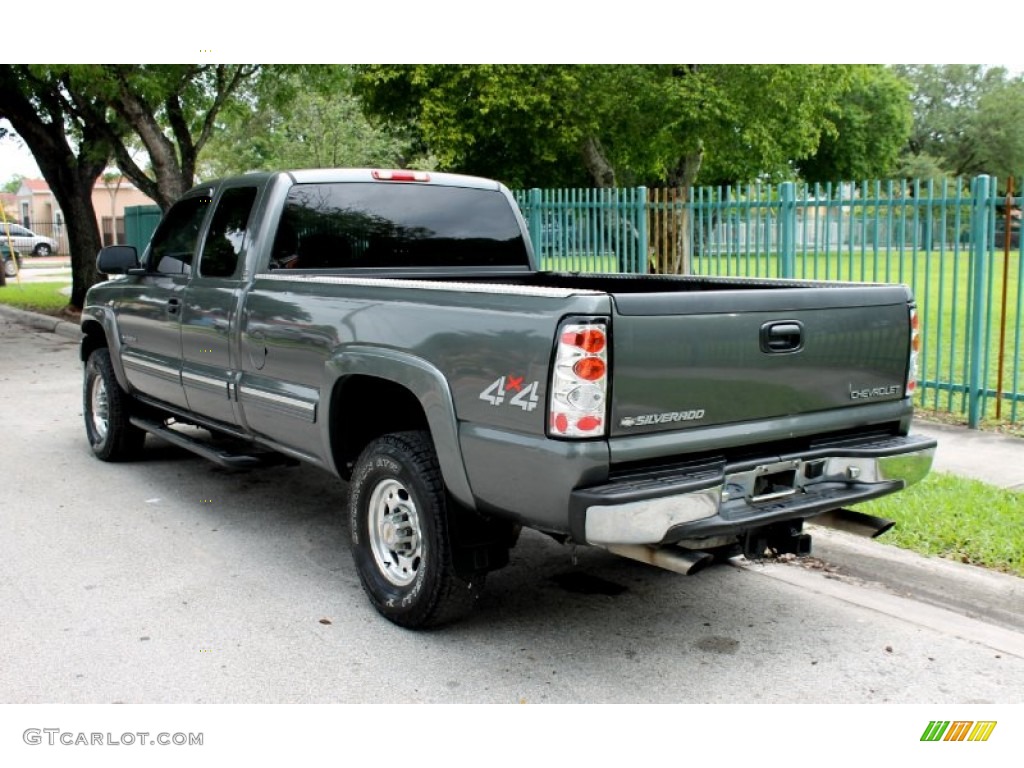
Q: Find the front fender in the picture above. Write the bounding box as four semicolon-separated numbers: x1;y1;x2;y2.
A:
80;306;131;393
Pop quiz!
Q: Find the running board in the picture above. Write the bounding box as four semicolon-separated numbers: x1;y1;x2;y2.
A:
129;416;295;469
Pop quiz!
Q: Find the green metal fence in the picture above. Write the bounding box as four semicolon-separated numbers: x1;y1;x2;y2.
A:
513;187;648;273
516;177;1023;428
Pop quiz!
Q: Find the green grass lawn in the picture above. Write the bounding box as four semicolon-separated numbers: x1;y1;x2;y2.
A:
853;471;1024;576
0;281;73;314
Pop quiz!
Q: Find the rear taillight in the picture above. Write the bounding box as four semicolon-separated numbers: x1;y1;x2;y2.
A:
549;319;609;438
906;308;920;396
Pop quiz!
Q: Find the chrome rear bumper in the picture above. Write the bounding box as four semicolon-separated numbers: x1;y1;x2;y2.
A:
574;434;936;546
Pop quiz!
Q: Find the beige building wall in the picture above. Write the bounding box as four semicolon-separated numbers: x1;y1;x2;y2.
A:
92;181;158;247
14;177;157;253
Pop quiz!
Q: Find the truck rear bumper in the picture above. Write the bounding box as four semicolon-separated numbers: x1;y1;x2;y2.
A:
572;434;936;546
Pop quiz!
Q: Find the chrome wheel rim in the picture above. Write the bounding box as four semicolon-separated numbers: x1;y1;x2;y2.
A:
367;478;423;587
89;374;109;441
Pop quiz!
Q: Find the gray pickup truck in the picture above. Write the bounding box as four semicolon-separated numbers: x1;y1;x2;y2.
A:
81;168;935;627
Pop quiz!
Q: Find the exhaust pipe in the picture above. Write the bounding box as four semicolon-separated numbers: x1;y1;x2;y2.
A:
604;544;714;575
812;508;895;538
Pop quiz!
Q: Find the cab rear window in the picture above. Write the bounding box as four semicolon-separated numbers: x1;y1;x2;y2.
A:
268;182;529;271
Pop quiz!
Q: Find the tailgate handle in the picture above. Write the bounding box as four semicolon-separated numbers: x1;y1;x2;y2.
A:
760;321;803;353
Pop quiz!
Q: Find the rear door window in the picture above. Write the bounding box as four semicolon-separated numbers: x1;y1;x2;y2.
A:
199;187;258;278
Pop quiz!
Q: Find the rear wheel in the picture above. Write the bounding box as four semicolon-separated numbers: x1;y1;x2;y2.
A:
33;243;51;256
83;348;146;461
348;431;480;628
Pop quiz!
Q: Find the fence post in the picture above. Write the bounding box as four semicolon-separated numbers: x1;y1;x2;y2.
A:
779;182;796;278
636;186;648;273
967;175;992;428
528;188;542;266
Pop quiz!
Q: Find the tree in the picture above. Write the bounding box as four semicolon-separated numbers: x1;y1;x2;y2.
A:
57;65;260;211
201;66;415;178
357;65;856;272
1;64;281;306
0;65;108;308
894;64;1024;180
2;174;23;193
357;65;854;190
969;79;1024;184
356;65;601;188
798;66;912;184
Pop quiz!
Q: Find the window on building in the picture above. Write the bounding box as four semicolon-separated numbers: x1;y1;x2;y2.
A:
101;217;114;247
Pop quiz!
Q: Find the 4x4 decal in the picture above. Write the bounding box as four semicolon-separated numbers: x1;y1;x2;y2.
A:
479;376;540;411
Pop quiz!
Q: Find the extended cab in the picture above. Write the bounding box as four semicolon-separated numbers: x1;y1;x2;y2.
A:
81;169;935;627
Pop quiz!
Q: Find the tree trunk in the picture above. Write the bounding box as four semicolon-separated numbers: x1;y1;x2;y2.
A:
666;147;704;274
0;66;107;309
581;136;617;188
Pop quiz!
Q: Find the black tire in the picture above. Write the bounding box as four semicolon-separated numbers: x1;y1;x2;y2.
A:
3;258;15;278
348;431;480;628
33;243;51;256
83;348;146;461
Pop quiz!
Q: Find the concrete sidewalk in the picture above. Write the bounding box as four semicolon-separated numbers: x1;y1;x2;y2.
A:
911;421;1024;490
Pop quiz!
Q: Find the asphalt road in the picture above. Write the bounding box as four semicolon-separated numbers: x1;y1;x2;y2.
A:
1;316;1022;704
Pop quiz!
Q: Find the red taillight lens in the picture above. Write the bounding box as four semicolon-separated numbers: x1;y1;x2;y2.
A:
573;357;606;381
576;416;602;431
907;308;920;396
561;329;606;354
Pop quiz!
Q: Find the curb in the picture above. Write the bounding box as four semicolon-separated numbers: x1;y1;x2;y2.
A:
0;302;82;341
804;524;1024;634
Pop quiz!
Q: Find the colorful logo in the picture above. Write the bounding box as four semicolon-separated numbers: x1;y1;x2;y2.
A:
921;721;997;742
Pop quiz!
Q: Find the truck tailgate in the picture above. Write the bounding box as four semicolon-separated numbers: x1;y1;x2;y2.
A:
609;284;912;436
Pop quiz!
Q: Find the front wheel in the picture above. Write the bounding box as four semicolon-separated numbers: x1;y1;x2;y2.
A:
348;431;480;628
83;348;146;461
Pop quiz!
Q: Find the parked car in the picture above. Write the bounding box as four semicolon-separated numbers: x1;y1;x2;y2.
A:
0;223;58;256
2;243;23;277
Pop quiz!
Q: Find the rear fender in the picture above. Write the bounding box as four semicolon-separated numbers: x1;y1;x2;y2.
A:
323;345;474;510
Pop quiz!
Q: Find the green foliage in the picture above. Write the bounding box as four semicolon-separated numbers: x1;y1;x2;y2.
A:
2;174;24;193
356;65;598;188
675;65;853;187
970;78;1024;183
202;66;415;178
895;64;1024;182
893;152;953;182
25;64;263;208
798;66;912;184
356;65;859;189
854;472;1024;576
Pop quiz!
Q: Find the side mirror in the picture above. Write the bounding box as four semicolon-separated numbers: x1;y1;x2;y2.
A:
97;245;140;275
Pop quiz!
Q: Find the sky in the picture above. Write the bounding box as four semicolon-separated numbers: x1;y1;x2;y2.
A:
1;3;1018;184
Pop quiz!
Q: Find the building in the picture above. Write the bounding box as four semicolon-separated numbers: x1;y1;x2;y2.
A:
13;176;158;254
